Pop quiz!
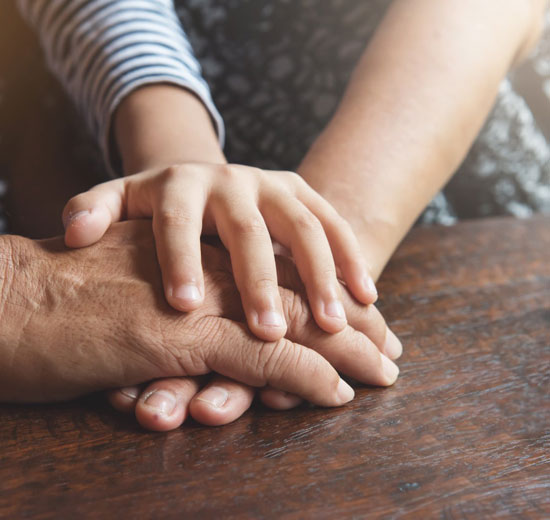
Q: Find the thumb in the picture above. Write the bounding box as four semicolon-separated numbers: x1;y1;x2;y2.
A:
62;179;126;248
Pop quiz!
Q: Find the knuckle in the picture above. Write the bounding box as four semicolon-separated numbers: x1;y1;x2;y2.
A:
163;341;208;376
128;314;208;375
217;163;247;182
217;163;235;177
247;275;277;292
160;165;185;183
330;211;350;230
294;210;322;234
249;166;265;178
348;329;368;354
192;315;224;344
231;215;267;236
282;290;313;332
337;331;374;371
273;171;305;194
260;182;292;203
256;338;297;383
276;170;299;183
289;171;306;187
159;164;202;186
166;316;220;371
155;208;195;229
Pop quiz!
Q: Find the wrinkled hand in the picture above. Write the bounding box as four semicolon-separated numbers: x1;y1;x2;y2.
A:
0;221;400;425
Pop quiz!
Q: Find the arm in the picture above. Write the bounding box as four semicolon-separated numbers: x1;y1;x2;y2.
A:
20;0;375;336
113;84;226;174
298;0;547;278
66;82;382;338
16;0;224;175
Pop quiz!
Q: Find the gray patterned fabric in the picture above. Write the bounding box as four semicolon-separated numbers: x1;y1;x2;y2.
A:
175;0;550;225
1;1;549;232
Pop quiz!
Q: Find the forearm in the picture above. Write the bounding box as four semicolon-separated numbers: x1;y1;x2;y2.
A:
18;0;224;177
114;85;227;175
298;0;546;278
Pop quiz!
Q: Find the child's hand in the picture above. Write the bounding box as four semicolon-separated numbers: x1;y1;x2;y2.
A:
62;163;378;341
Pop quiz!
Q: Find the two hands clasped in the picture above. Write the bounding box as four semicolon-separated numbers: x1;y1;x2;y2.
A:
54;161;402;430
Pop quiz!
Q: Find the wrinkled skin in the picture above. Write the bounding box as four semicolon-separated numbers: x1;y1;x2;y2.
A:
0;221;397;409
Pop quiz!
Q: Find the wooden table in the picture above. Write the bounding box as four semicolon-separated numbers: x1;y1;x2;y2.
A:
1;215;548;519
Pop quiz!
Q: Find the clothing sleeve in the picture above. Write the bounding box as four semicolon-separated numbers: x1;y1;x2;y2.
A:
16;0;225;176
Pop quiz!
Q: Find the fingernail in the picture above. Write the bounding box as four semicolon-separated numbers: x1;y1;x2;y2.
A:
143;390;177;416
381;355;400;385
325;300;345;320
119;386;140;400
383;328;403;359
195;387;229;408
173;284;201;303
364;276;378;297
258;310;284;327
337;378;355;403
63;209;92;229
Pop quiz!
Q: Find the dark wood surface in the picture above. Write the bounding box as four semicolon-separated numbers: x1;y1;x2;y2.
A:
1;4;549;518
1;215;548;519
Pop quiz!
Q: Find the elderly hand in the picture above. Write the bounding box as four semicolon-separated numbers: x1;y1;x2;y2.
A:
0;221;400;425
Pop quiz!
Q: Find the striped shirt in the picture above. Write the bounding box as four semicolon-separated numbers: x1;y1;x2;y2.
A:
16;0;225;175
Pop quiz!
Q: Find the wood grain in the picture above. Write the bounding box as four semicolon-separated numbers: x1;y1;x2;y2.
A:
1;4;549;518
1;216;548;519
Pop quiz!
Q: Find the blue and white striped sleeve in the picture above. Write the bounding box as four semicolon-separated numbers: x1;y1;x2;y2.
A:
16;0;225;176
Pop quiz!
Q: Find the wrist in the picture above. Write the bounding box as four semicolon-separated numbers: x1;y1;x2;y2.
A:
298;144;404;280
113;85;227;175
